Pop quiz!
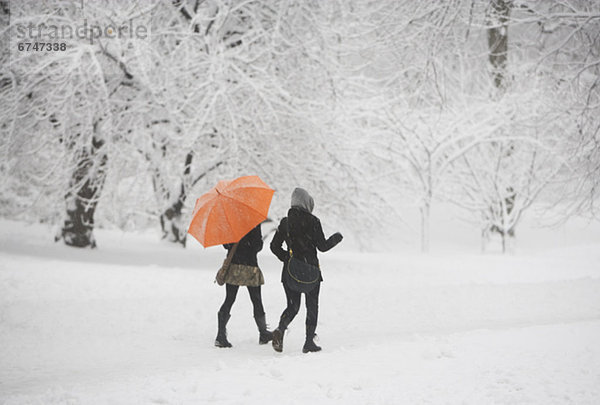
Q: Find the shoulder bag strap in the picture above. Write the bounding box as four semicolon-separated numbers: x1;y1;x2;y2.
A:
223;242;239;270
285;220;294;258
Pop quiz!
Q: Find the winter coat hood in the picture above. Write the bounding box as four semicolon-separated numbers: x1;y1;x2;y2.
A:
290;187;314;213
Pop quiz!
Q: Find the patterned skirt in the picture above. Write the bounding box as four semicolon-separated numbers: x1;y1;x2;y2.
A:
224;264;265;287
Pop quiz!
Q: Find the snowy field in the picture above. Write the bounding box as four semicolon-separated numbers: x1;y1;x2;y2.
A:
1;219;600;404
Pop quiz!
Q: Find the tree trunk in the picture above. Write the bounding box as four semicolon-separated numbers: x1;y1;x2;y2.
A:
159;152;192;247
159;184;188;247
487;0;516;253
487;0;511;89
56;129;107;248
155;148;222;247
420;202;430;253
481;224;489;253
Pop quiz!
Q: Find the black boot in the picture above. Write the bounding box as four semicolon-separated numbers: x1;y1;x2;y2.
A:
254;314;273;344
272;328;284;352
302;324;321;353
215;311;232;348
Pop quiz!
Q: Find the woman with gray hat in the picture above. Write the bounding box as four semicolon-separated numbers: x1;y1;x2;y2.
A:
270;188;343;353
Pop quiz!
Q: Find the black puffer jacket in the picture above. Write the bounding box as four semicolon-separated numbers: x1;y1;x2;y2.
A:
270;207;342;282
224;224;263;267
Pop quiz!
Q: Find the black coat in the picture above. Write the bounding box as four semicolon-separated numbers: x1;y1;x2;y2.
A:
224;224;263;267
270;207;342;282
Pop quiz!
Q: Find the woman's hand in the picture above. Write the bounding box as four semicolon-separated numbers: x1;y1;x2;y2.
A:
331;232;343;245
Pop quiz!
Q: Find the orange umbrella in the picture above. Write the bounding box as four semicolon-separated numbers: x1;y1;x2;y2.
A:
187;175;275;247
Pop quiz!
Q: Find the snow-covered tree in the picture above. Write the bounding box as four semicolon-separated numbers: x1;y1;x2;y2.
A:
1;0;597;253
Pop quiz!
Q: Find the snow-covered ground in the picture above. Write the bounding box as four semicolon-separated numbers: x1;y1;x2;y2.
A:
1;219;600;404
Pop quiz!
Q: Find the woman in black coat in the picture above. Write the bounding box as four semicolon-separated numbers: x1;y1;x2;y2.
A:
215;224;273;348
270;188;343;353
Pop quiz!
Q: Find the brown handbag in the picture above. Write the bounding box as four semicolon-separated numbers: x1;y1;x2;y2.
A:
215;242;239;285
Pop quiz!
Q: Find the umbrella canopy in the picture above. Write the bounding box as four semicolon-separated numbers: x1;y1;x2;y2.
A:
187;175;275;247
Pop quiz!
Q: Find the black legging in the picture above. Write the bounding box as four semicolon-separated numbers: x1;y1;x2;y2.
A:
278;282;320;329
219;283;265;318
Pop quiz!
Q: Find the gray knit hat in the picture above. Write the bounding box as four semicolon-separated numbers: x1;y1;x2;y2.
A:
290;187;314;213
